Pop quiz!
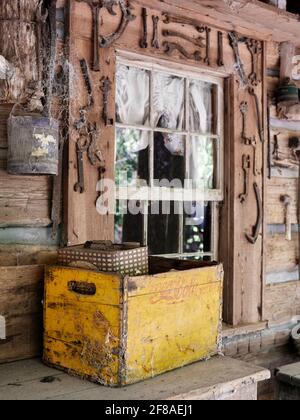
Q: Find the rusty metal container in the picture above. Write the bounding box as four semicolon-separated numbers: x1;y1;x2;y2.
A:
8;114;59;175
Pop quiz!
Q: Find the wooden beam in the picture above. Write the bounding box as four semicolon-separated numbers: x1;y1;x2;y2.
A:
280;41;295;82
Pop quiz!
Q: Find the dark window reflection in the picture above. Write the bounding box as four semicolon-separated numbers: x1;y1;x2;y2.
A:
148;202;180;255
116;129;149;186
184;202;212;253
115;201;144;245
154;132;185;183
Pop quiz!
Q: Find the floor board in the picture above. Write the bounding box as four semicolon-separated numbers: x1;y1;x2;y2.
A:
0;357;270;400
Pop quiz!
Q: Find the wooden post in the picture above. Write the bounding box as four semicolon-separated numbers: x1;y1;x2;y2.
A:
280;41;295;82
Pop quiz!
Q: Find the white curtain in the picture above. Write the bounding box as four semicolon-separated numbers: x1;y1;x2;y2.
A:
116;64;150;152
189;80;214;189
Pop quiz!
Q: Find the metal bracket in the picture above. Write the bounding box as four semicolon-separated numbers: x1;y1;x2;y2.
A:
99;0;136;48
163;41;202;61
245;182;263;245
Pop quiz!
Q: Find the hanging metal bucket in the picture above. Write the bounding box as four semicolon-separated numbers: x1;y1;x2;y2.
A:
277;78;299;104
8;113;59;175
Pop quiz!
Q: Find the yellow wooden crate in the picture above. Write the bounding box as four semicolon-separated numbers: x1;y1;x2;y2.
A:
43;260;223;387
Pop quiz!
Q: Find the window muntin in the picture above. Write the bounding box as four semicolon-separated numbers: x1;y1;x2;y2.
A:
115;58;224;260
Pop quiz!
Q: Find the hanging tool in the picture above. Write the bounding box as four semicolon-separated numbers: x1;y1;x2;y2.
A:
163;41;202;61
249;87;264;143
273;134;280;161
267;95;272;179
98;0;136;48
239;154;251;204
152;16;160;49
100;76;114;126
162;30;205;49
240;101;260;176
280;195;292;241
204;27;211;65
228;31;248;86
36;1;49;81
74;138;89;193
140;7;148;49
162;13;205;33
80;58;94;109
217;31;224;67
76;0;102;71
245;182;263;244
246;39;262;86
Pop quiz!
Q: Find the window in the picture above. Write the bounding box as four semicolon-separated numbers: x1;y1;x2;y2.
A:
114;55;224;260
286;0;300;14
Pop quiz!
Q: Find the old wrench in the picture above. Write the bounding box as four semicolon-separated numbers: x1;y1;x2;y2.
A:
249;87;264;143
239;154;251;204
74;138;89;193
140;7;148;49
204;27;211;65
228;31;248;86
217;31;224;67
162;13;205;33
246;39;262;86
76;0;101;71
152;16;160;49
240;101;260;176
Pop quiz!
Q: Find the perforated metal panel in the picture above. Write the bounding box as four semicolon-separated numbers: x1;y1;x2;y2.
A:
58;244;149;276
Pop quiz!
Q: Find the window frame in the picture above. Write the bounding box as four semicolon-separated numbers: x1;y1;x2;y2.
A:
114;51;225;260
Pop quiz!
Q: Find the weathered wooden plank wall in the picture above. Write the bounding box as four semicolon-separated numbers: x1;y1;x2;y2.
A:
0;265;44;363
264;38;300;315
0;0;60;363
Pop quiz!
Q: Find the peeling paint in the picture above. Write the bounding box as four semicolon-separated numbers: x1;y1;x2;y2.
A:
31;133;57;158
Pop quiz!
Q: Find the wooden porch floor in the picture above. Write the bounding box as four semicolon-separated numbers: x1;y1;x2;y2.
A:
0;356;270;400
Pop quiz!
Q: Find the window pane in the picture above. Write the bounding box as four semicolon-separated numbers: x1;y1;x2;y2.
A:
116;64;150;126
189;136;217;190
148;202;180;254
153;72;185;130
154;132;185;183
189;80;216;134
116;128;150;187
184;202;212;253
115;200;144;245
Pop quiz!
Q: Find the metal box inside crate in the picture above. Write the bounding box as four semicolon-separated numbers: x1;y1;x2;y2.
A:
58;241;149;276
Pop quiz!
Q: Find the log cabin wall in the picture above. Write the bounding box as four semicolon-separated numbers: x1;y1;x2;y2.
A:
0;0;63;363
264;41;300;324
0;0;300;363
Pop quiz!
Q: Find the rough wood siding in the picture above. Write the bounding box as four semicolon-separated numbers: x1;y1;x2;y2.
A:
0;0;41;103
265;282;300;323
0;108;52;228
0;265;44;364
0;1;58;363
264;37;300;323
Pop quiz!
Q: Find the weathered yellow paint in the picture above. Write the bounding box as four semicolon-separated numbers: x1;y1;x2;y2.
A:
44;265;223;387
